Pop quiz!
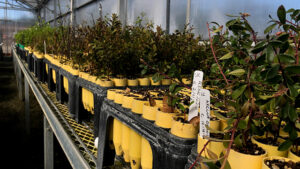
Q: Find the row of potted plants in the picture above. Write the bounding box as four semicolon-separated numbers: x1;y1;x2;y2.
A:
14;14;205;87
14;5;299;169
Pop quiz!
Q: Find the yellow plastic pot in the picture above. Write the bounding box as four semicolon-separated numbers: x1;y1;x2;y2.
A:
227;147;267;169
129;130;142;169
122;95;139;109
288;148;300;161
155;109;176;129
197;135;224;158
62;64;79;76
113;78;127;87
52;70;56;84
142;103;159;121
128;79;139;86
153;98;163;106
102;80;114;87
138;77;150;86
113;119;123;156
45;63;48;74
122;124;131;162
34;51;44;59
170;117;198;139
79;71;90;81
81;88;94;114
262;156;296;169
161;79;171;85
150;77;161;86
220;119;228;131
114;92;125;105
210;120;221;131
251;137;287;157
182;78;192;85
131;99;148;114
141;137;153;169
63;76;69;94
107;89;119;100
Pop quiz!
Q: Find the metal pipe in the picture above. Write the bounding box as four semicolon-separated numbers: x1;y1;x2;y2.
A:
166;0;170;34
186;0;191;26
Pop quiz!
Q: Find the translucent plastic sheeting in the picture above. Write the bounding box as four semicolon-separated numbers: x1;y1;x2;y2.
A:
0;0;36;53
75;1;100;26
189;0;300;38
127;0;166;29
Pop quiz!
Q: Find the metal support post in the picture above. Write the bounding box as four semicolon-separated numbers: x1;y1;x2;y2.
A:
54;0;57;26
166;0;171;34
119;0;127;27
44;116;54;169
25;78;30;134
186;0;191;26
18;64;24;100
70;0;75;26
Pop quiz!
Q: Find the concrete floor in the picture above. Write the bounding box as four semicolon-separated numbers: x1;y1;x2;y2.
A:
0;55;72;169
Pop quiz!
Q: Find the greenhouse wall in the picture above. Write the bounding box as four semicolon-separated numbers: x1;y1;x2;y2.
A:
0;1;36;54
41;0;300;38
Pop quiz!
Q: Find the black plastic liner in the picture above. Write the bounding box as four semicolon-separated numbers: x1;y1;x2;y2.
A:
75;77;114;136
96;98;196;169
44;59;60;98
59;68;78;118
185;146;198;169
76;77;170;138
26;52;34;72
32;54;45;82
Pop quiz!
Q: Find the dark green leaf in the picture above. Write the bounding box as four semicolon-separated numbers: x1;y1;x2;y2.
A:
169;83;176;93
266;64;280;80
206;162;220;169
264;23;277;34
269;40;283;47
277;5;286;24
276;33;289;42
252;45;266;54
278;140;292;151
141;69;147;75
285;66;300;74
232;84;247;99
228;69;245;77
278;54;295;64
280;41;290;53
266;45;275;62
226;19;237;27
174;86;184;94
254;54;266;66
238;120;247;129
283;104;297;122
234;134;243;148
287;84;298;98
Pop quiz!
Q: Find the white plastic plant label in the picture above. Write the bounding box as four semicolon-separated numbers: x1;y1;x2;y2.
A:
188;70;203;121
199;89;210;138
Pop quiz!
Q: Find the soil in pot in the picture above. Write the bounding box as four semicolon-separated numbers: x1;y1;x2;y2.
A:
228;142;267;169
252;136;287;157
232;141;266;155
264;159;300;169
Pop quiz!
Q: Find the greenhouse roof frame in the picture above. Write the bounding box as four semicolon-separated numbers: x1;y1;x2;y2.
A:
0;0;49;12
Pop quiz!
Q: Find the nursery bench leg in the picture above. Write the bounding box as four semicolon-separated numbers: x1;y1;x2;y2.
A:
18;66;24;100
25;79;30;135
44;116;54;169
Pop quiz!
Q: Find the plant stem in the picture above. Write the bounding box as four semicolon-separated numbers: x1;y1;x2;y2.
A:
220;119;239;169
206;23;229;85
189;140;211;169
